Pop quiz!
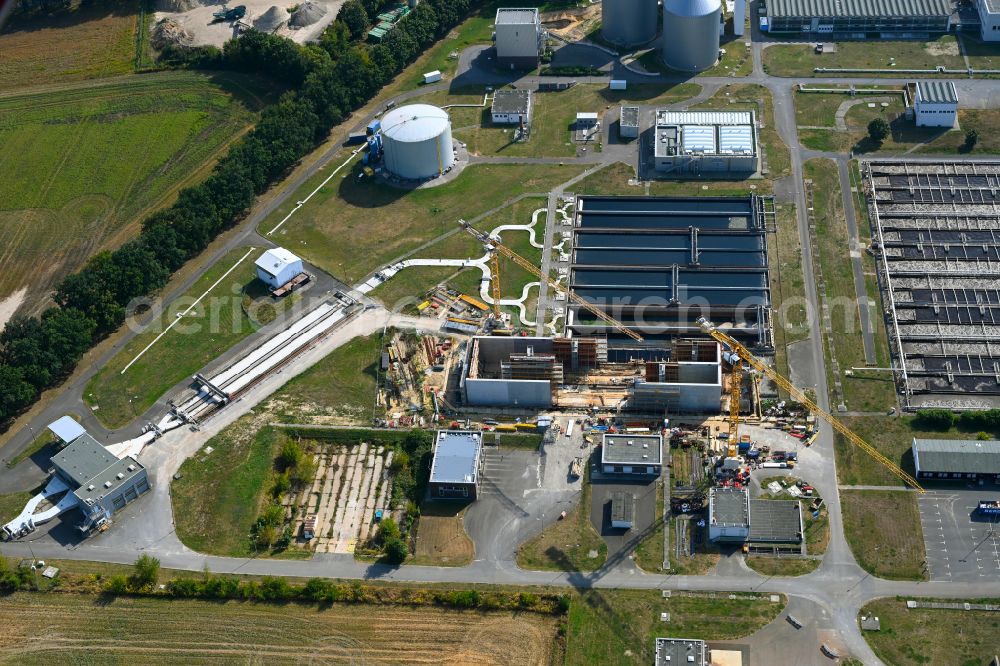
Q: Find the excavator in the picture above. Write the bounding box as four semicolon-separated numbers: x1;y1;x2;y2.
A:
697;317;924;492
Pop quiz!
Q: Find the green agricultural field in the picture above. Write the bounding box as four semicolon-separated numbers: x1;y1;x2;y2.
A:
0;71;266;310
263;162;585;285
566;590;784;665
0;1;140;91
85;246;272;429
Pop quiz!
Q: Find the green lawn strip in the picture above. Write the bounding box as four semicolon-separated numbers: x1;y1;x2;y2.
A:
762;38;965;77
84;246;262;428
805;158;896;412
517;467;607;572
0;72;262;302
0;491;36;525
834;415;978;487
770;202;807;379
636;37;752;78
632;478;665;572
265;162;585;285
745;556;820;577
840;489;926;580
172;421;285;557
861;596;1000;666
452;82;702;158
566;590;784;665
265;333;383;425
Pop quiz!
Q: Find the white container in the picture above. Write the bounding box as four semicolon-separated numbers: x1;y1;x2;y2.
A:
423;70;442;84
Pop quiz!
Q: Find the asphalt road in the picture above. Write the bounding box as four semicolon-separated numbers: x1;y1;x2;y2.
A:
7;15;1000;664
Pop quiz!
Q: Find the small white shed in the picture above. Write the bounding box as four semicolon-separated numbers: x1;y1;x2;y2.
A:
914;81;958;128
255;248;303;289
47;416;86;445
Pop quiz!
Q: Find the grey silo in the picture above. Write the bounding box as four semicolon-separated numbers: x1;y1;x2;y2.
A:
661;0;721;73
381;104;454;180
601;0;658;48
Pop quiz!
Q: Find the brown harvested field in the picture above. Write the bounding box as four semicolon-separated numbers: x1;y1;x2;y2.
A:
413;501;475;566
0;592;559;665
0;2;139;91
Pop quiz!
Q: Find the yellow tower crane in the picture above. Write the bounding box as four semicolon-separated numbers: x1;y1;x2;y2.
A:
489;251;502;320
697;317;924;492
461;221;644;342
726;357;742;458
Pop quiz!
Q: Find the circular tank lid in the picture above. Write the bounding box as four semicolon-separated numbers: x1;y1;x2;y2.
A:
381;104;450;143
664;0;721;17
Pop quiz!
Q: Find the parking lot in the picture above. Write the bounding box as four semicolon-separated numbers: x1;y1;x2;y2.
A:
917;487;1000;582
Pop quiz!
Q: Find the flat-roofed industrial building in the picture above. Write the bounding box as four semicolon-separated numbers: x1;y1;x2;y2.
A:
491;89;533;125
913;438;1000;481
428;430;484;500
494;8;543;69
610;491;636;528
619;106;640;139
708;487;750;542
50;433;149;524
763;0;952;37
653;110;758;175
601;433;663;476
567;195;773;348
655;638;707;666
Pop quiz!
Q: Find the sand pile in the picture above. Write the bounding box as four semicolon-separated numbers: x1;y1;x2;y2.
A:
151;18;194;49
155;0;198;11
254;5;287;32
289;1;327;27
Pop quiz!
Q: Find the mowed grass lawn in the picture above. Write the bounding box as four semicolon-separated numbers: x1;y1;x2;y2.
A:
0;1;139;91
763;37;966;77
172;422;286;557
0;592;560;665
861;597;1000;666
566;590;784;665
835;415;977;487
805;158;895;412
265;333;383;425
448;82;701;158
841;489;926;580
266;162;585;284
85;246;263;429
0;71;265;308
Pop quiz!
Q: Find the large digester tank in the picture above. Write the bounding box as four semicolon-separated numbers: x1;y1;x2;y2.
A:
661;0;721;73
601;0;658;47
381;104;454;180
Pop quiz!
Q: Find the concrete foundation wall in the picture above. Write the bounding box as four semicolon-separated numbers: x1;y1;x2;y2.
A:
465;378;552;407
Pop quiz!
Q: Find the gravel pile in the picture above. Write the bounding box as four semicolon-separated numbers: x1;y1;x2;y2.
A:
151;18;193;49
289;1;327;27
253;5;288;32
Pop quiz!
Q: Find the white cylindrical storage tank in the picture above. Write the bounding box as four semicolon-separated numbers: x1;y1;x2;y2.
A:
601;0;658;47
662;0;721;73
381;104;454;180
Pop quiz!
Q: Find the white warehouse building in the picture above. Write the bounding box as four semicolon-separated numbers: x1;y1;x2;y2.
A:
494;8;543;69
913;81;958;128
255;248;303;289
979;0;1000;41
653;110;758;174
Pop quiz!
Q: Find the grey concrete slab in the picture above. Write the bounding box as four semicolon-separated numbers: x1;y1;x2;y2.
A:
590;474;657;568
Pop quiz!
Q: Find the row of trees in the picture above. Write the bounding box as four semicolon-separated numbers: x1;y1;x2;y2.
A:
915;408;1000;433
0;0;486;430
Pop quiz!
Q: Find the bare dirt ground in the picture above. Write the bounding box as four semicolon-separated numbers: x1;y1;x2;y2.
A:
154;0;345;48
540;3;601;43
413;501;475;566
0;288;26;330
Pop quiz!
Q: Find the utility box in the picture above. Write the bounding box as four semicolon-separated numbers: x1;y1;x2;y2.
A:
423;70;442;84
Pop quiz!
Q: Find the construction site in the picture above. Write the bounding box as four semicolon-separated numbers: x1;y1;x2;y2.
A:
866;160;1000;410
